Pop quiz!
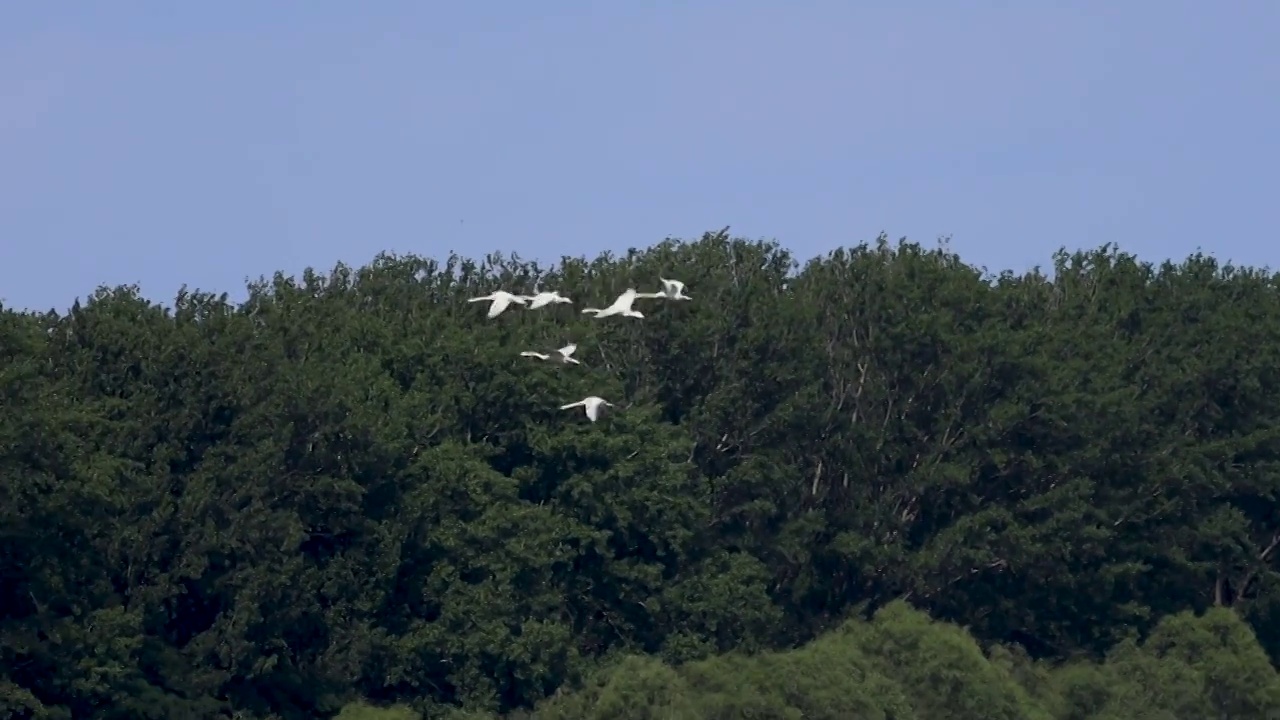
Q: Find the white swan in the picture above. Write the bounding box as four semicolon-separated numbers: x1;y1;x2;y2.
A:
520;343;581;365
560;396;613;422
638;277;691;300
581;289;644;319
521;290;573;310
467;290;527;318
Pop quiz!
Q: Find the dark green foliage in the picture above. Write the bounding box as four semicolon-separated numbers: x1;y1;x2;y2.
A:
4;232;1280;718
528;603;1280;719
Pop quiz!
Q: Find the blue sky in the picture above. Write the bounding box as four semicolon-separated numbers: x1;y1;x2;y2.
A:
2;2;1277;312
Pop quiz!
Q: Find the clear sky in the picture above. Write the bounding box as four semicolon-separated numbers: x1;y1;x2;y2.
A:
3;2;1277;312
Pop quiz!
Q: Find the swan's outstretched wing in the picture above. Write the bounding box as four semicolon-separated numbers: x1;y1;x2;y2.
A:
558;343;577;357
595;289;636;315
487;295;513;318
582;397;611;422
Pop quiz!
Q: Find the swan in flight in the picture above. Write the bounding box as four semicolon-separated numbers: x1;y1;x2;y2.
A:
560;396;613;422
468;290;527;318
520;343;581;365
521;290;573;310
581;289;644;319
638;278;691;300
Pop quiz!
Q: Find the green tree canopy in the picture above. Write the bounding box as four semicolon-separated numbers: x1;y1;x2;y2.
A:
4;232;1280;718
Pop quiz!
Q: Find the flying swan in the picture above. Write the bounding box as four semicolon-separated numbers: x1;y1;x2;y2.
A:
467;290;527;318
520;343;581;365
638;278;691;300
581;289;644;319
560;396;614;422
521;290;573;309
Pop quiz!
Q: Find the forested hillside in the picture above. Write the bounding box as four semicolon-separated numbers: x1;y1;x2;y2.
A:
5;230;1280;719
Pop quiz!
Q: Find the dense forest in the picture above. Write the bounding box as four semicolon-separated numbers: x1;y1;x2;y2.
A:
4;229;1280;719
